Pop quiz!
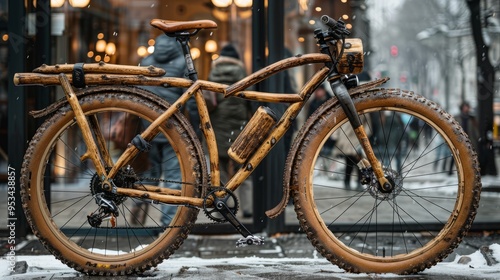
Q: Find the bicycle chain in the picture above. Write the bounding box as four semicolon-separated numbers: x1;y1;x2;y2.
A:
131;175;198;187
121;174;228;229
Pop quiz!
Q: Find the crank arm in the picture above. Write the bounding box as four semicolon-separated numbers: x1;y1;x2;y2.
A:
215;200;252;238
215;200;264;247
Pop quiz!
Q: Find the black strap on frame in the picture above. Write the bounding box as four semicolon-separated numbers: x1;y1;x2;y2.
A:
72;62;86;88
131;134;152;152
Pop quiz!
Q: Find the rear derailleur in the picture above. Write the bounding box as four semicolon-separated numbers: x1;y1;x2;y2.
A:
87;193;120;228
87;167;135;228
203;187;264;247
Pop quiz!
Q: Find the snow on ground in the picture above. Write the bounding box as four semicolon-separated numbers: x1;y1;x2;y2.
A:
1;244;500;279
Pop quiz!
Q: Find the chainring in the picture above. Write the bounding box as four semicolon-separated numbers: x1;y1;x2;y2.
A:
203;187;239;223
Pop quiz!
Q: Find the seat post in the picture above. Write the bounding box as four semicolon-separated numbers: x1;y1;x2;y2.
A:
176;35;198;81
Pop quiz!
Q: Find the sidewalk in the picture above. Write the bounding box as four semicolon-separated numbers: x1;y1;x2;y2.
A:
2;232;500;279
482;174;500;191
1;153;499;279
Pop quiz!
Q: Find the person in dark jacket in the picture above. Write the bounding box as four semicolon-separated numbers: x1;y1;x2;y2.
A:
140;35;199;127
205;44;253;218
132;35;198;226
307;84;335;157
448;101;479;175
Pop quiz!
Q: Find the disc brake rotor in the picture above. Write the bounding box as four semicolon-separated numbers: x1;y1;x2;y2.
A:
366;167;403;201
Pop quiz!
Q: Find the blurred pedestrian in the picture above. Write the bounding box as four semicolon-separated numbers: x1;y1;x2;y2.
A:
373;112;407;172
448;101;479;175
307;83;329;116
308;84;335;157
130;34;198;226
333;115;371;190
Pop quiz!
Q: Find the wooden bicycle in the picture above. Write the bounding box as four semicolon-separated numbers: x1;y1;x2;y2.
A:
14;15;481;275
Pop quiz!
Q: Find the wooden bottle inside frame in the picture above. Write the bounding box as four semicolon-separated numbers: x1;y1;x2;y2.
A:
228;106;277;164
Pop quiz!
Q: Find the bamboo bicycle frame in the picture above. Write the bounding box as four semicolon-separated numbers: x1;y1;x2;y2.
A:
15;53;332;208
15;52;387;210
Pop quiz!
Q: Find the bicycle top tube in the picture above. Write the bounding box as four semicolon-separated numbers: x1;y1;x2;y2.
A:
225;53;331;96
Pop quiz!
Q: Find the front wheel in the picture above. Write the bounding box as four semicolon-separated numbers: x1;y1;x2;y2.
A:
291;89;481;274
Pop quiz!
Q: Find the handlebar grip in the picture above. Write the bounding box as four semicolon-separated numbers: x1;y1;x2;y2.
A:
321;15;337;28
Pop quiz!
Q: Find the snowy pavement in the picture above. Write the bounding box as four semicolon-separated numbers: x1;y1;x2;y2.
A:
2;235;500;279
0;252;500;280
2;249;500;279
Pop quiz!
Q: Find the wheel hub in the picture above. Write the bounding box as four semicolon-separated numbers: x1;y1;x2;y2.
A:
366;167;403;201
89;166;136;206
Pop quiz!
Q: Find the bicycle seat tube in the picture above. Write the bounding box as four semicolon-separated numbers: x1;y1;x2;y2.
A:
176;35;198;81
171;32;223;187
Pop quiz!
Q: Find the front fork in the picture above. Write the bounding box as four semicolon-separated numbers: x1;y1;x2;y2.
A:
329;76;393;192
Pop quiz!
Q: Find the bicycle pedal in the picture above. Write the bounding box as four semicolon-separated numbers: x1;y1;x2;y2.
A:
236;235;264;247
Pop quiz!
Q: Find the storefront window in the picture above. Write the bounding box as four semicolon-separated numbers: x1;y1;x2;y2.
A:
1;0;499;239
0;0;372;234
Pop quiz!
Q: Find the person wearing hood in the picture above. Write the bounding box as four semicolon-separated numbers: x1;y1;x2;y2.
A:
205;43;253;218
130;35;198;226
141;35;186;102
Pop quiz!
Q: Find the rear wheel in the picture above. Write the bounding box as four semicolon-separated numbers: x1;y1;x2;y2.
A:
21;86;207;275
291;89;481;274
